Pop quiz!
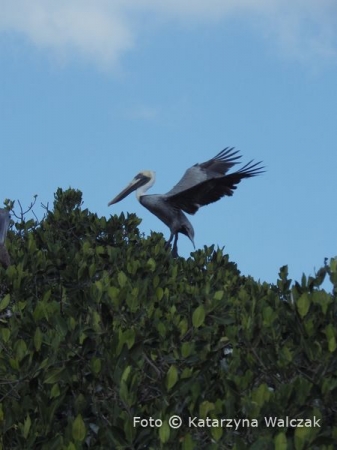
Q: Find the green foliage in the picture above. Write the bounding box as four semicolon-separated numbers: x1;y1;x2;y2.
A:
0;188;336;449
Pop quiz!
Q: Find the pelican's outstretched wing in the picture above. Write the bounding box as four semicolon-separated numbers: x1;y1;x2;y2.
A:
167;160;265;215
166;148;241;197
0;209;10;245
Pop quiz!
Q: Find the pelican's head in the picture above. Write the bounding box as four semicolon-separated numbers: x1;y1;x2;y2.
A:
108;170;155;206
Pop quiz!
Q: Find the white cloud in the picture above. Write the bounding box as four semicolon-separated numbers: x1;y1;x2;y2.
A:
0;0;134;67
0;0;336;67
258;0;337;62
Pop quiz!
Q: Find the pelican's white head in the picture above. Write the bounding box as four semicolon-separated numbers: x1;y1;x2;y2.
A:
108;170;156;206
135;171;155;200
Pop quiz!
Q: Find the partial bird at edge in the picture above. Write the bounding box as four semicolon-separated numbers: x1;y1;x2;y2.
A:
108;148;265;257
0;208;11;268
0;209;10;246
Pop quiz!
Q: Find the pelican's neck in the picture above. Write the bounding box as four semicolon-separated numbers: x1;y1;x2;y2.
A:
136;171;156;201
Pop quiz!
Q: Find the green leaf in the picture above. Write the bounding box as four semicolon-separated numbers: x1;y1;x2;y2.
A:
82;241;91;254
75;394;87;414
296;293;311;318
119;381;130;406
280;345;293;363
153;275;160;288
179;318;188;336
121;365;132;383
192;305;205;328
252;383;271;408
157;321;166;337
94;280;103;301
118;271;127;287
124;329;135;349
72;414;86;442
124;417;135;443
146;258;156;272
294;426;312;450
181;433;194;450
34;327;43;351
181;342;193;358
108;286;120;301
181;368;193;379
199;401;215;419
50;384;61;399
1;328;10;342
213;290;224;300
166;365;178;390
328;337;337;352
262;306;275;326
90;357;102;374
211;425;222;441
66;442;76;450
15;339;28;361
28;234;37;252
95;245;105;255
156;287;164;301
274;432;287;450
159;421;170;443
126;291;139;311
89;263;96;278
44;367;66;384
23;414;31;439
330;257;337;273
43;289;52;302
325;324;336;352
312;290;332;314
0;294;10;311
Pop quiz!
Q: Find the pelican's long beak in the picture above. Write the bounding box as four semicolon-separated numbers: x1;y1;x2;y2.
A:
108;173;150;206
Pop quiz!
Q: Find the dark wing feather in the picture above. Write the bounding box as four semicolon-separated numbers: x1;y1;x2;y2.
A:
198;147;241;173
166;147;241;196
167;160;265;214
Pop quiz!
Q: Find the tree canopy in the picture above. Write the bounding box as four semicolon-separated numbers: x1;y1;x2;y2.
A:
0;188;336;449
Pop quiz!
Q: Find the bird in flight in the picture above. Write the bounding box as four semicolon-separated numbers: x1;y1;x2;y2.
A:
108;148;264;257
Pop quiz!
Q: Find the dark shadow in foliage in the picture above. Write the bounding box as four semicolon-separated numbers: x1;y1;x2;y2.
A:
0;188;336;450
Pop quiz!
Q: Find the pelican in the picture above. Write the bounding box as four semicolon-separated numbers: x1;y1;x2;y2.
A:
108;148;264;257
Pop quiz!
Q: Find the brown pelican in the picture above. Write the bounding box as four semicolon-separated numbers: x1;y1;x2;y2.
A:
108;148;264;257
0;209;10;267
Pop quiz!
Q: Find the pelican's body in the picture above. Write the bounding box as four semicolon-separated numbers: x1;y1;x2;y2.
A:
108;148;264;256
140;191;194;256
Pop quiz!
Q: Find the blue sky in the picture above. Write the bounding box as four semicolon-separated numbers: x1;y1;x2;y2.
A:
1;1;336;287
